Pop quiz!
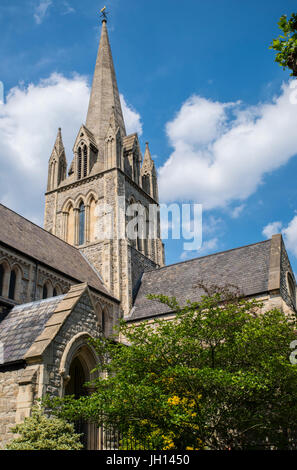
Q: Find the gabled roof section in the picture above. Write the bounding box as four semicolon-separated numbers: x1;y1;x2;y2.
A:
130;240;272;321
86;20;126;152
73;124;98;151
0;284;94;365
0;295;65;364
0;204;112;298
123;133;138;153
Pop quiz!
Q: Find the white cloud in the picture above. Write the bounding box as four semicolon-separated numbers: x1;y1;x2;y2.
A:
282;216;297;257
230;204;245;219
34;0;52;24
62;1;75;15
199;237;219;255
120;94;143;136
262;221;283;239
159;81;297;209
0;73;90;223
263;216;297;258
0;74;144;225
180;237;219;261
203;215;224;236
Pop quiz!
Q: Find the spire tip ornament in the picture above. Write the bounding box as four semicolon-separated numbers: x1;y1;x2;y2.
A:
100;6;108;22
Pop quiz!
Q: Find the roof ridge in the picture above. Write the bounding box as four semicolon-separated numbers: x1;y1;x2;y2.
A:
0;203;86;255
143;238;272;274
10;294;65;311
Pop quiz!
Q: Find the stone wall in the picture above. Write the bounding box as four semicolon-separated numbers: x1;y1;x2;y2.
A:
0;245;72;310
42;292;102;398
0;365;25;449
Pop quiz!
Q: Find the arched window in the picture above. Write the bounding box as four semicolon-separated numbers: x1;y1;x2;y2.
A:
79;202;85;245
42;284;48;299
142;174;150;195
78;147;82;180
53;288;57;297
0;265;4;297
83;145;88;178
9;270;17;300
133;155;138;182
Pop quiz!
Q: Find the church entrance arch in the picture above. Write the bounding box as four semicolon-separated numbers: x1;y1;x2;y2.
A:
60;332;99;449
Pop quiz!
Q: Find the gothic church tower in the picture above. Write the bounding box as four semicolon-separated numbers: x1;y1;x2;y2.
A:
44;19;165;315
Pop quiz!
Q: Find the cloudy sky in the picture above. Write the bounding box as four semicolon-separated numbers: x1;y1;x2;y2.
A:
1;0;297;271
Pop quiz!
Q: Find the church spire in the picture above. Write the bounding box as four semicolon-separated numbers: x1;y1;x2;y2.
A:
86;19;126;154
143;142;154;167
54;127;64;156
47;127;67;191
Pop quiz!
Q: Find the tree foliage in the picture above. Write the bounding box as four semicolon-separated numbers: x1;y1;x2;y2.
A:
45;286;297;450
270;13;297;76
6;407;83;450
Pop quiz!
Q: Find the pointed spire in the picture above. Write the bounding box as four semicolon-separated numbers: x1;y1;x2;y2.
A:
142;142;154;170
86;20;126;153
53;127;64;156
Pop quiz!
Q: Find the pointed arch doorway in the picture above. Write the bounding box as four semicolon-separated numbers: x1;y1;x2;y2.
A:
65;356;89;448
61;333;100;450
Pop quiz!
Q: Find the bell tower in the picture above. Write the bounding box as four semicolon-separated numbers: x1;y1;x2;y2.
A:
44;18;165;315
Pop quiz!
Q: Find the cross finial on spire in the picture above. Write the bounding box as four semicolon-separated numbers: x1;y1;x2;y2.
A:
100;5;108;22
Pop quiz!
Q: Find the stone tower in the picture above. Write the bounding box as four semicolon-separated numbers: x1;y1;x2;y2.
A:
44;19;165;316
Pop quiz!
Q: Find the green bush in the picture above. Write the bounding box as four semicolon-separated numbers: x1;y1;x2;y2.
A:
6;407;83;450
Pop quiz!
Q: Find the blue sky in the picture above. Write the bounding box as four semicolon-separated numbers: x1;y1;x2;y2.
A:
1;0;297;272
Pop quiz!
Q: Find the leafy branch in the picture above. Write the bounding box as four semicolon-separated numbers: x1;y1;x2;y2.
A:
270;13;297;76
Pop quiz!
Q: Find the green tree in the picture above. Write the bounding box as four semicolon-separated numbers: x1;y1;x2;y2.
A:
270;13;297;76
6;407;83;450
45;286;297;450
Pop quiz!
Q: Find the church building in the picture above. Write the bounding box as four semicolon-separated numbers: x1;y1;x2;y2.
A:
0;19;296;449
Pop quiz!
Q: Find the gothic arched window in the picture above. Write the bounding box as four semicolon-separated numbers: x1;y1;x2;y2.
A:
142;174;150;195
78;147;82;180
83;145;88;178
42;284;48;299
0;265;3;297
53;288;57;297
9;270;17;300
79;202;85;245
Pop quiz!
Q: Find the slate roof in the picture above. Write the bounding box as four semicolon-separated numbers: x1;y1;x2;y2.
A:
0;204;112;298
130;240;272;321
0;296;64;364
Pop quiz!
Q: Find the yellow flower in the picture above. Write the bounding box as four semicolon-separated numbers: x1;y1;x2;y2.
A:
167;395;180;405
